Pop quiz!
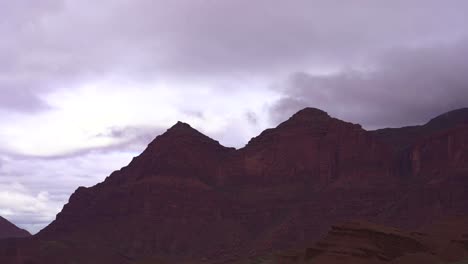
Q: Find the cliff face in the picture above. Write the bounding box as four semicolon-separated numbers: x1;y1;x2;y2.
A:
372;108;468;177
219;108;394;188
408;125;468;179
2;107;468;264
0;217;30;239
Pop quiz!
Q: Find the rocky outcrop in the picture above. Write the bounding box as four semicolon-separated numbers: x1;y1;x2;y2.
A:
0;217;30;239
276;219;468;264
301;221;432;263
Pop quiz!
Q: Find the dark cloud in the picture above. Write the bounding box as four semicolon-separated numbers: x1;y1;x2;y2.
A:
2;0;468;112
246;111;258;125
97;126;163;145
270;40;468;129
94;125;165;152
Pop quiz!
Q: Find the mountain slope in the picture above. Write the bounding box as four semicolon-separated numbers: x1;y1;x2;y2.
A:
0;216;30;239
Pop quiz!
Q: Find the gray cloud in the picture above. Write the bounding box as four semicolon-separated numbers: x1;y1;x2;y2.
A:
0;86;50;113
181;110;205;120
0;1;64;112
2;0;468;112
5;125;166;161
96;125;164;146
270;40;468;129
246;111;258;125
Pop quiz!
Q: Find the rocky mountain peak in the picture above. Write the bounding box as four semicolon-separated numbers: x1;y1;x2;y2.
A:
292;107;329;118
167;121;197;133
108;121;233;184
278;107;331;128
137;121;228;156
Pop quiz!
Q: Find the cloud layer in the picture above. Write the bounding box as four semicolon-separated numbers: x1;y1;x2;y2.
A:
2;0;468;112
271;40;468;128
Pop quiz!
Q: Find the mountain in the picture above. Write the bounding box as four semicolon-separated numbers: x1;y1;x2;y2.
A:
1;107;468;264
0;216;30;239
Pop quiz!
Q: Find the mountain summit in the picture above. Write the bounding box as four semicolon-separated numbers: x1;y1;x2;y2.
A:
280;107;330;124
104;121;234;185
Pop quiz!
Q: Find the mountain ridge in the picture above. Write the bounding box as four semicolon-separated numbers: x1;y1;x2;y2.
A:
1;107;468;264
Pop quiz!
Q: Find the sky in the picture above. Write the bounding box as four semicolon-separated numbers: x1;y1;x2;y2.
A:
1;0;468;234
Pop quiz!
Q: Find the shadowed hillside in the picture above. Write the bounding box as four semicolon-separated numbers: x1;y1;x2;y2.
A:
0;217;30;240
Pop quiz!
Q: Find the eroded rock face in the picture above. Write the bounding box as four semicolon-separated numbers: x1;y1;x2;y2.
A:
2;107;468;264
408;125;468;179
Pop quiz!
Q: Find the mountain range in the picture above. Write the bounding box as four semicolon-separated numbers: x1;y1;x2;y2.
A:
0;107;467;264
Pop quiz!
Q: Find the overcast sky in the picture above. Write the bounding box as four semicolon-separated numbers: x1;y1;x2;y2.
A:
1;0;468;233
